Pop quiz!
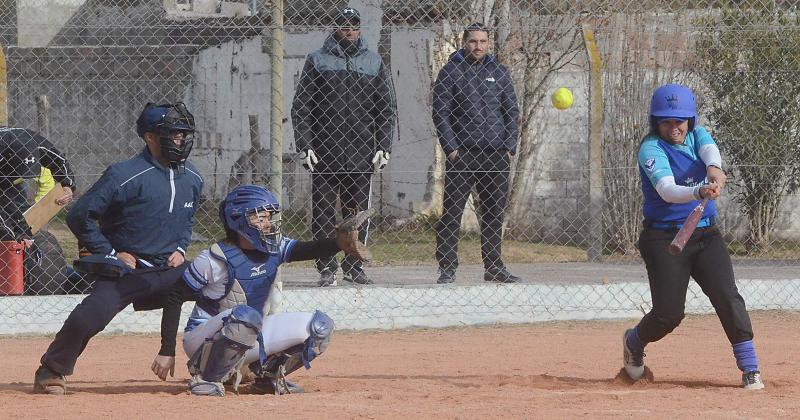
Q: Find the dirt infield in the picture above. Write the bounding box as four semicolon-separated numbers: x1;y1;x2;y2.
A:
1;311;798;419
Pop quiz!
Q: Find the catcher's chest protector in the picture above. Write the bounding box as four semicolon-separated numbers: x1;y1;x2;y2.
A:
199;243;279;317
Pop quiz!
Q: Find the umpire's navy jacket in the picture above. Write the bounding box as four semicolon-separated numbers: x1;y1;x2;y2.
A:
432;49;519;156
67;147;203;267
291;33;397;173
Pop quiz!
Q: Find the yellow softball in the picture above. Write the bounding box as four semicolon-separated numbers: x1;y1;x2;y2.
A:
551;87;574;110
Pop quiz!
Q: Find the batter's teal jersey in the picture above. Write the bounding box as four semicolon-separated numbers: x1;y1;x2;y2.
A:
638;126;718;223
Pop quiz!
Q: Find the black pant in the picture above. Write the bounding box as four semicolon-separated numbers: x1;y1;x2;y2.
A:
636;226;753;345
436;149;510;270
312;171;372;274
40;263;190;375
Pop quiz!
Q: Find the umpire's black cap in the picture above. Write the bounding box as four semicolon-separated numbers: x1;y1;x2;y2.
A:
334;7;360;28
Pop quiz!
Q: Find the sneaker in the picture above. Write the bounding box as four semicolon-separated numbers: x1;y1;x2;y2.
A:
317;269;337;287
484;266;521;283
622;329;645;380
33;365;66;395
188;375;225;397
437;268;456;284
742;370;764;390
251;377;305;395
343;269;374;285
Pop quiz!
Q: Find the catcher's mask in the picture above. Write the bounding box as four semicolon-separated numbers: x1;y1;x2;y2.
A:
136;102;196;171
220;185;282;254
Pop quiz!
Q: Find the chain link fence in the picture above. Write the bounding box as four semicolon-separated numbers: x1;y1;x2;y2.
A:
1;0;800;332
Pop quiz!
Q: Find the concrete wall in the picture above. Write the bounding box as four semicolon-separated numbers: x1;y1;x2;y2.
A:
17;0;86;47
5;45;196;188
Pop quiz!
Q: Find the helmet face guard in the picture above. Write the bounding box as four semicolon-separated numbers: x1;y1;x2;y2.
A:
221;185;283;255
137;102;196;170
242;207;282;254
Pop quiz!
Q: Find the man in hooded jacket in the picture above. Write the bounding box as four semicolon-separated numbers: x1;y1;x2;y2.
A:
291;7;396;287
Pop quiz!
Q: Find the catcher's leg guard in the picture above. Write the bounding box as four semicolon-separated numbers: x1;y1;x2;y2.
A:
251;310;333;395
187;305;262;396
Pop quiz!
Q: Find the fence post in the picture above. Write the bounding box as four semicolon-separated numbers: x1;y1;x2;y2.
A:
36;95;50;139
0;44;7;126
582;21;604;262
270;0;285;307
270;0;283;197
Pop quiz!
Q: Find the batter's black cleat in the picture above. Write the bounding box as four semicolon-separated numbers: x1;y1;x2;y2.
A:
33;364;66;395
437;268;456;284
484;266;520;283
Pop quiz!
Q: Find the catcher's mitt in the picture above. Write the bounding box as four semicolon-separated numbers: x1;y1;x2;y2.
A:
336;207;375;262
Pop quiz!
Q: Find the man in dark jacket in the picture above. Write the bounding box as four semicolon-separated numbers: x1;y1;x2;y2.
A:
0;128;75;242
32;102;204;395
432;23;521;284
0;128;78;295
292;7;396;287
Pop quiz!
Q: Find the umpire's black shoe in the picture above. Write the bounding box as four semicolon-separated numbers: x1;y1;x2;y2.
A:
33;364;66;395
343;268;374;285
437;268;456;284
484;266;521;283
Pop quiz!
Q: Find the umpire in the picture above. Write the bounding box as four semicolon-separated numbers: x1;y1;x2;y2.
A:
432;23;520;284
33;102;204;395
291;7;396;287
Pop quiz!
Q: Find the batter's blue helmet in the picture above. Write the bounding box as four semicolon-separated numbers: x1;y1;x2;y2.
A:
220;185;282;254
649;84;697;131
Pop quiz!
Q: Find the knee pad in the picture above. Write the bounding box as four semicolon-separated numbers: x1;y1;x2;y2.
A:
187;305;262;384
302;310;334;368
249;310;335;381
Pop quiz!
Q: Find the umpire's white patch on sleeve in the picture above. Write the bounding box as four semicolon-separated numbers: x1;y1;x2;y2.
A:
645;158;656;172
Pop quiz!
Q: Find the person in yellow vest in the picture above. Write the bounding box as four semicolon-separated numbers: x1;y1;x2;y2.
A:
1;127;77;294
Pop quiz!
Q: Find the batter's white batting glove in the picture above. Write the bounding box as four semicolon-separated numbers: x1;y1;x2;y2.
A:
300;149;319;172
372;150;390;173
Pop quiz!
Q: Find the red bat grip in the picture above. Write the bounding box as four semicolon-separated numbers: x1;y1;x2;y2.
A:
668;197;710;255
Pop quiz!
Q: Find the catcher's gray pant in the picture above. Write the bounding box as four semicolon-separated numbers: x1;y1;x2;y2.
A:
184;311;317;366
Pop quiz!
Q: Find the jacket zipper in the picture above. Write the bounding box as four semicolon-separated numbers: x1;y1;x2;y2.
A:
168;168;176;213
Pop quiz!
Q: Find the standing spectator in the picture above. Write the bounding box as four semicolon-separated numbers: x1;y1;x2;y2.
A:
292;7;396;287
432;23;521;284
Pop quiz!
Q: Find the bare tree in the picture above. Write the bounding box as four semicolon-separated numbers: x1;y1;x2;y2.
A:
599;13;692;255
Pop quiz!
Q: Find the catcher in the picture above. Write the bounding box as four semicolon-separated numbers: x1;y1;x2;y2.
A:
151;184;372;396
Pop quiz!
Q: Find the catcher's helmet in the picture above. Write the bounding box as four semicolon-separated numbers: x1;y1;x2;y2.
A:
649;84;697;131
220;185;282;254
136;102;195;169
